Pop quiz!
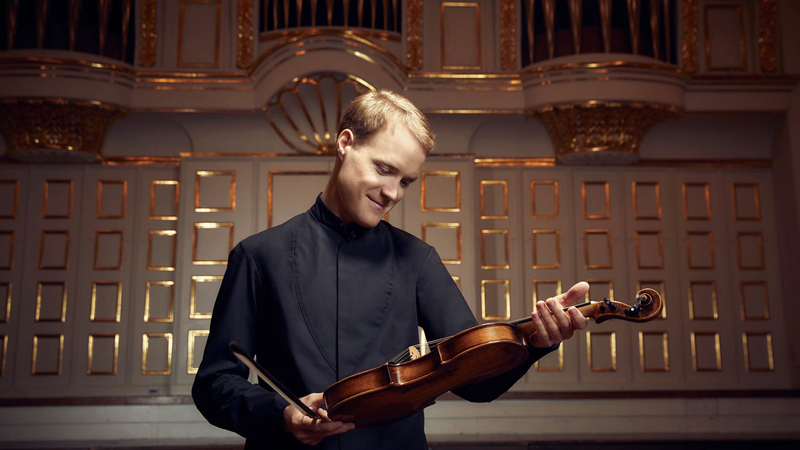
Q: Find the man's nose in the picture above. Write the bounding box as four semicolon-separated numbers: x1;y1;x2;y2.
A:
382;180;400;202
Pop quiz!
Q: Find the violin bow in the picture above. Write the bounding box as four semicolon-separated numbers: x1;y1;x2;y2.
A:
229;341;322;420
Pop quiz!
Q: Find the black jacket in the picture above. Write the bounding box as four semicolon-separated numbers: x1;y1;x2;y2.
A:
192;197;554;449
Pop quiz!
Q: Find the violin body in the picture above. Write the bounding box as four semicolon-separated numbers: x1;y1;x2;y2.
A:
324;322;531;427
324;288;662;428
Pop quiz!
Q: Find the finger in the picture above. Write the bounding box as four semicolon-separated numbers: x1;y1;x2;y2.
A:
547;298;574;337
315;420;347;432
569;306;589;330
538;301;563;343
304;393;325;408
530;308;552;348
557;281;590;307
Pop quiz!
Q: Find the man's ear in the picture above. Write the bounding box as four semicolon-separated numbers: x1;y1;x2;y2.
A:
336;129;354;158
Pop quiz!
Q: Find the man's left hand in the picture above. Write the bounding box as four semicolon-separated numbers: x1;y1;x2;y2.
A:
529;281;590;348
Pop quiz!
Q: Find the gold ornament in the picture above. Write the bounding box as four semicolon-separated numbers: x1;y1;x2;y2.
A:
0;98;128;163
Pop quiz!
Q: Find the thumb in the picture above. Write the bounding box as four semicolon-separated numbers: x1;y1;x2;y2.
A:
560;281;590;306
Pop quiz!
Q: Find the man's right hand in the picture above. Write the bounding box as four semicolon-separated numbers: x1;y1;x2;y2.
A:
283;393;355;446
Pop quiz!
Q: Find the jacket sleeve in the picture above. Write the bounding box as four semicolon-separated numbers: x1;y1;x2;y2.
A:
415;247;558;403
191;241;290;442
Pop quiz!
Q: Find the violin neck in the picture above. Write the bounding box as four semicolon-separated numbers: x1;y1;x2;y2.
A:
509;301;595;340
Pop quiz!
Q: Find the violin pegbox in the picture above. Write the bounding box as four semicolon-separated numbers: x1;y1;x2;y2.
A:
585;288;663;324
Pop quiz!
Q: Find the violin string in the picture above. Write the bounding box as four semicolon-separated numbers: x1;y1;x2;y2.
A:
391;303;596;363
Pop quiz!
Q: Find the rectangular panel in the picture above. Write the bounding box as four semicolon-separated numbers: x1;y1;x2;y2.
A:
421;171;461;212
0;180;19;219
90;282;122;322
531;180;559;219
0;334;6;376
97;180;127;219
639;331;669;372
0;282;10;323
441;2;481;70
534;345;564;372
740;281;769;320
742;332;774;372
584;230;612;269
582;182;610;219
31;334;64;375
187;330;209;375
481;279;510;321
452;275;461;291
682;183;712;220
421;223;462;264
586;280;614;302
190;276;223;319
39;230;69;270
480;180;508;219
688;281;718;320
586;331;617;372
94;230;124;270
635;231;664;269
532;230;560;269
192;223;234;265
148;230;177;271
732;183;761;220
704;4;747;70
480;229;509;269
632;182;662;220
142;333;173;375
145;281;175;323
178;0;222;68
0;230;12;270
87;334;119;375
686;231;715;269
36;282;67;322
736;232;765;270
268;171;330;228
43;180;73;219
532;279;562;305
150;180;180;220
195;171;236;212
638;281;667;319
691;332;722;371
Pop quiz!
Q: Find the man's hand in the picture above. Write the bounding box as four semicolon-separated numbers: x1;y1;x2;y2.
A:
283;393;355;446
529;281;590;348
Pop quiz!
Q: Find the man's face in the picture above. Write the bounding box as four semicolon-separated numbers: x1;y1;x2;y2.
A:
334;122;426;228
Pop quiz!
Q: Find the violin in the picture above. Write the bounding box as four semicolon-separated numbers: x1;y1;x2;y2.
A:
323;288;662;428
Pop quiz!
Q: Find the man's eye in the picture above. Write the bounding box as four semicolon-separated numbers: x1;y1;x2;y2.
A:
400;180;410;188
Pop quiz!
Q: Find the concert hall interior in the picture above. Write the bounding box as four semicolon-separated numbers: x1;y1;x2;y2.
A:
1;0;799;448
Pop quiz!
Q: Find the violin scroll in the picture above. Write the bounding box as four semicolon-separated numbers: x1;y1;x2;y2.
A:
582;288;662;324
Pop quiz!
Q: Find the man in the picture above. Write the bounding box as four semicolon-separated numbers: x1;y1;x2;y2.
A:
192;90;588;449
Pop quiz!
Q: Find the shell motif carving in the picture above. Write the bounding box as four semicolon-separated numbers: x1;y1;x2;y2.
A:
264;73;375;155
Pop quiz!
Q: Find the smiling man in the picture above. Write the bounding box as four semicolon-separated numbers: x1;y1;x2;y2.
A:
192;90;588;450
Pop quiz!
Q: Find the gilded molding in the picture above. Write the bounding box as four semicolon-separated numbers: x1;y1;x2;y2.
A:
0;98;128;162
500;0;516;71
264;73;374;154
407;0;423;70
237;0;254;69
682;0;698;73
758;0;777;73
140;0;157;67
531;101;682;164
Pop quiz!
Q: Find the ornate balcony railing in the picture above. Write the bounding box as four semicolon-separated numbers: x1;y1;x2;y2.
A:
0;0;135;65
520;0;678;67
259;0;403;36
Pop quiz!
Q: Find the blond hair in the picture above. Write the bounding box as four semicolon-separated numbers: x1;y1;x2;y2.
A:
337;90;435;154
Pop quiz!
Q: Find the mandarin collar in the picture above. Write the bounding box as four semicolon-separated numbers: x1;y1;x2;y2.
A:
310;194;370;240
